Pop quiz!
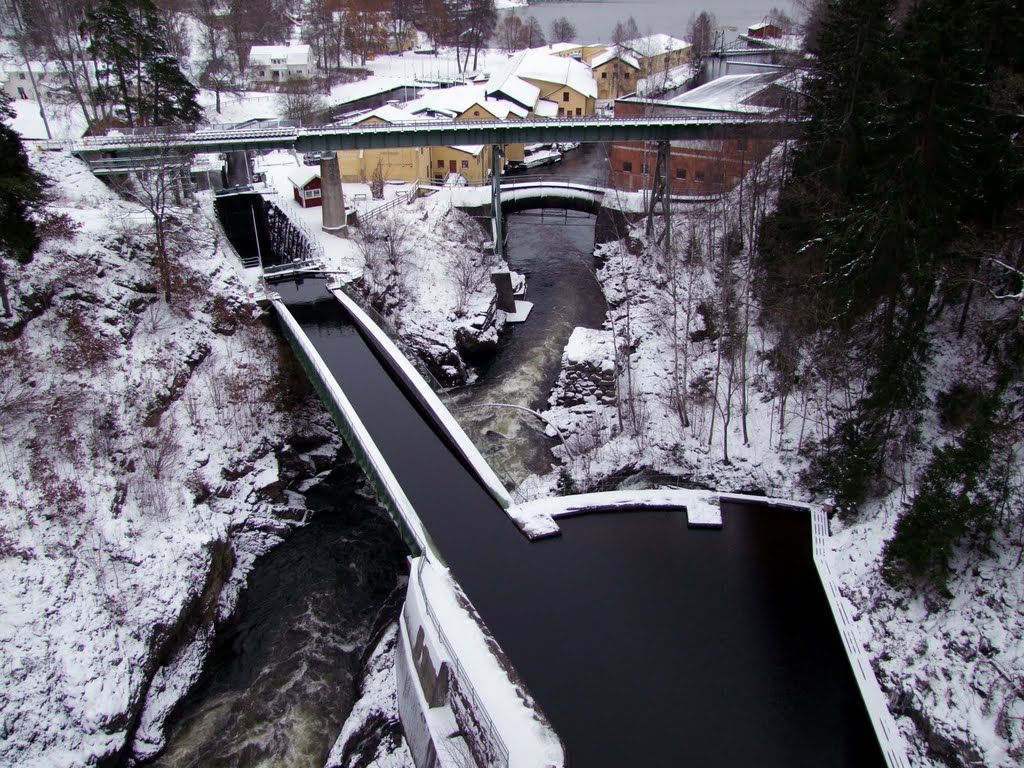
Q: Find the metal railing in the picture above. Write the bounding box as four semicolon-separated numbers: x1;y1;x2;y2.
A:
61;113;799;154
416;558;510;768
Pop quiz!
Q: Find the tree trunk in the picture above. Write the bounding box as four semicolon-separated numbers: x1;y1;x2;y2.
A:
0;260;12;317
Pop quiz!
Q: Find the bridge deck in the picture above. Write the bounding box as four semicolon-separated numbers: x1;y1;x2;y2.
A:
278;279;887;768
59;114;797;157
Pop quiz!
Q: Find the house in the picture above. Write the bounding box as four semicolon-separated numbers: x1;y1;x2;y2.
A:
288;167;323;207
1;62;56;102
429;144;492;184
335;96;511;185
746;19;784;39
248;45;316;83
487;51;597;117
621;34;692;78
404;85;527;165
609;72;799;195
590;49;641;100
337;104;431;183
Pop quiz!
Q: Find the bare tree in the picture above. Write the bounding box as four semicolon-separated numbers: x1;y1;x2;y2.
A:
497;14;528;54
353;212;413;316
549;16;577;43
123;146;193;303
524;16;545;48
276;80;324;124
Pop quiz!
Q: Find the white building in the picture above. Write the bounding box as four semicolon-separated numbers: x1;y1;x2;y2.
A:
248;45;316;83
1;61;56;101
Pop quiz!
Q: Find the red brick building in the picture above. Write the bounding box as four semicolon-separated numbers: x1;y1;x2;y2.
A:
609;72;799;196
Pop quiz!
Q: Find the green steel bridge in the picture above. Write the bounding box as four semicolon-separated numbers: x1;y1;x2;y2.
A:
59;113;796;158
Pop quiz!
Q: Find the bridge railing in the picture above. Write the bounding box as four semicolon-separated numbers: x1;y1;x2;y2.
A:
415;558;510;768
328;279;462;407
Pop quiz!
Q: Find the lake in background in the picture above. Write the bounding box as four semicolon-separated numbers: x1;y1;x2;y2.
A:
499;0;798;46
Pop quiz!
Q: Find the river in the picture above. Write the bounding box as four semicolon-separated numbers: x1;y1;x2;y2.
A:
144;479;407;768
499;0;792;46
448;144;610;484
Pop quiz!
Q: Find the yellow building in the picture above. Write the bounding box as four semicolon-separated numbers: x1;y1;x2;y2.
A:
428;145;492;184
486;50;598;118
623;34;692;77
336;106;430;183
591;50;641;99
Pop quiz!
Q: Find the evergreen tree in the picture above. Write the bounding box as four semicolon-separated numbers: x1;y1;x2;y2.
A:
86;0;201;127
759;0;1024;515
0;91;47;316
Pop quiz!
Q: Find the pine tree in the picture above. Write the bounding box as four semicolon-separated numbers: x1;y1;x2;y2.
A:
0;91;47;316
86;0;201;127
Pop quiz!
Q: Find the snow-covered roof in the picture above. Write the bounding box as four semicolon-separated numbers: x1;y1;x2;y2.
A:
667;72;781;113
529;42;583;55
449;144;485;157
354;103;423;124
739;33;804;52
1;61;55;76
591;49;640;70
534;99;559;118
249;44;312;67
485;71;541;109
405;85;527;120
505;50;598;99
748;20;782;33
287;167;320;188
624;34;691;57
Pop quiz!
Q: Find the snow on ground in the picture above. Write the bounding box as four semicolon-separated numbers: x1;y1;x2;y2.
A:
0;148;345;766
325;624;413;768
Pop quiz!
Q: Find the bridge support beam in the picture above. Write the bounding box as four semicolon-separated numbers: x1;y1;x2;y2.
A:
491;144;503;258
645;140;672;253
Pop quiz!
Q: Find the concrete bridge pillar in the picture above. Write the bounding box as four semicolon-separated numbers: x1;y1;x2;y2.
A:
320;152;348;238
491;144;503;258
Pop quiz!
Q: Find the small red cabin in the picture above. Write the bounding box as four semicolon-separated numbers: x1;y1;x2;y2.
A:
288;168;322;208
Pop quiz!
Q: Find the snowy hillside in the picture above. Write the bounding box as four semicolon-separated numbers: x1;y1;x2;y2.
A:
0;149;347;766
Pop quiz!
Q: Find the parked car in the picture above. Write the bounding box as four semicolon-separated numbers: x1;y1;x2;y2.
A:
303;152;324;166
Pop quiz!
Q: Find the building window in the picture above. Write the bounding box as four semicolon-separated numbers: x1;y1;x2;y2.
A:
437;159;444;168
624;71;630;79
675;168;686;179
641;163;649;174
303;188;321;199
695;171;705;183
622;161;633;172
473;110;480;116
461;160;469;168
563;92;569;102
601;71;607;79
575;107;582;116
